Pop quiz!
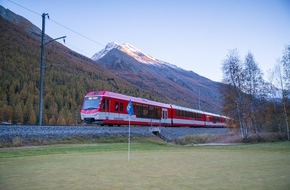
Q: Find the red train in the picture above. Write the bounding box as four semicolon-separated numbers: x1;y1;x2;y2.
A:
80;91;228;127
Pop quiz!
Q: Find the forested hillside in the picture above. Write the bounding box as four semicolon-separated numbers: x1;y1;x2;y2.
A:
0;14;160;125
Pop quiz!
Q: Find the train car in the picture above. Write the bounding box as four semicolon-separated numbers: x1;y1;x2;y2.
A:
171;105;205;127
170;105;227;128
202;111;228;128
80;91;228;127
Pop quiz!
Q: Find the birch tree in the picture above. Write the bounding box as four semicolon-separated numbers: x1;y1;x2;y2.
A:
271;61;289;140
222;49;248;138
279;44;290;140
282;44;290;90
243;52;264;136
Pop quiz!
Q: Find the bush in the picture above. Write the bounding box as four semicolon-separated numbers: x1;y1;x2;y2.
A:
174;134;219;145
174;133;288;145
12;137;23;147
242;133;287;143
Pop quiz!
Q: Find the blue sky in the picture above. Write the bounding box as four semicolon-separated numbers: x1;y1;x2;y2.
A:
1;0;290;82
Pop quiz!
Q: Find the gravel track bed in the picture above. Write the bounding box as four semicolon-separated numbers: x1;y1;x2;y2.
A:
0;125;231;145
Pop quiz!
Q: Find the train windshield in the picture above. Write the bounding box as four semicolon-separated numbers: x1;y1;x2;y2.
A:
83;96;101;110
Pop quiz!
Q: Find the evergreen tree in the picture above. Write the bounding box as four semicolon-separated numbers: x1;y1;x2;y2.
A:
57;115;66;125
13;103;24;124
48;116;56;125
28;109;37;125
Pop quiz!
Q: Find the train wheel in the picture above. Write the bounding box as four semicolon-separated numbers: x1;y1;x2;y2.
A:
84;118;93;124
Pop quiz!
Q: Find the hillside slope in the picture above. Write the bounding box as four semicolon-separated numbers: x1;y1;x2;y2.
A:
93;42;225;113
0;6;159;125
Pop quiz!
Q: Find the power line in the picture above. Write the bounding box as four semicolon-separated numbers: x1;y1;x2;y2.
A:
6;0;41;16
5;0;105;49
48;18;105;47
65;42;93;57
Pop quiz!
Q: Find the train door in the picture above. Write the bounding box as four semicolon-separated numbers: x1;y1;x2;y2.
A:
114;101;124;120
102;98;110;119
115;102;120;119
161;108;168;125
206;115;210;127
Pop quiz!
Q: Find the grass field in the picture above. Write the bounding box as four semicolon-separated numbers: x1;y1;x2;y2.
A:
0;141;290;190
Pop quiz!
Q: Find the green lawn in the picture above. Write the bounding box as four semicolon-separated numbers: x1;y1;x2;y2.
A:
0;142;290;190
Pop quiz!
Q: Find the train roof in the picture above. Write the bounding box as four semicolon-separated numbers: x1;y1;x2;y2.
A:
85;91;229;118
85;91;171;108
171;104;228;118
171;105;204;114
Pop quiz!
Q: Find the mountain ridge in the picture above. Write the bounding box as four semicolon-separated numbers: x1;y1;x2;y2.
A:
92;41;225;113
92;41;166;65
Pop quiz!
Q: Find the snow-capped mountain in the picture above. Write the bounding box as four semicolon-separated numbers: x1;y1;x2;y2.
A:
92;42;165;65
91;42;227;114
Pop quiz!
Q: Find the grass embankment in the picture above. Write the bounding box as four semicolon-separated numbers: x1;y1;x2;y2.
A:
0;135;161;148
0;141;290;190
2;132;287;148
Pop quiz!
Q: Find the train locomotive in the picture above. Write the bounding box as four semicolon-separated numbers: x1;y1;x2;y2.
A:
80;91;228;127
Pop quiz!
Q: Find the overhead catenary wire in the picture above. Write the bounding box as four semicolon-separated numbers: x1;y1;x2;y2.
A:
6;0;41;16
5;0;106;51
64;42;93;57
48;18;105;47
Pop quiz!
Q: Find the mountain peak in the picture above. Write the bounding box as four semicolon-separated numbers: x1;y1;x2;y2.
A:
91;41;119;60
92;42;164;65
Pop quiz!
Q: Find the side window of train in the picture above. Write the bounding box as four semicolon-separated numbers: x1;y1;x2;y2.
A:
115;102;119;111
120;103;123;112
101;99;105;110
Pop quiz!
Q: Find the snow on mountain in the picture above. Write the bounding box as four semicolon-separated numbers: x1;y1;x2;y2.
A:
92;42;165;65
91;42;119;61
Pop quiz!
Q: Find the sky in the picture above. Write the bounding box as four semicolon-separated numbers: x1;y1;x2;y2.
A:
1;0;290;82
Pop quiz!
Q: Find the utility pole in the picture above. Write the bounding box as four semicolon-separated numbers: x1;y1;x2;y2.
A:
38;13;48;126
38;13;66;126
107;78;119;92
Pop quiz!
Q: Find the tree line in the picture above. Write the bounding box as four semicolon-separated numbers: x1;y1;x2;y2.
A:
222;44;290;140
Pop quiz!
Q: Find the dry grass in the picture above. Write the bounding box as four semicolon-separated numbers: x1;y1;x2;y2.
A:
174;133;288;145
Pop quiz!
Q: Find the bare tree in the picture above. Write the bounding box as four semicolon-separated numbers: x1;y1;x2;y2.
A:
281;44;290;140
243;52;264;137
282;44;290;90
265;74;283;133
271;61;289;140
222;49;247;138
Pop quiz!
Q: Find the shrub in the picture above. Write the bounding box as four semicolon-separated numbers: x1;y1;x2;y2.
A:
174;134;219;145
12;137;23;147
242;133;287;143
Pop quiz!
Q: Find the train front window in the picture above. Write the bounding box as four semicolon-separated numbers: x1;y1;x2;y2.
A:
83;96;101;110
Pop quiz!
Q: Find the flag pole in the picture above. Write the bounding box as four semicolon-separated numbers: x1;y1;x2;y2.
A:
126;99;133;162
128;115;131;162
